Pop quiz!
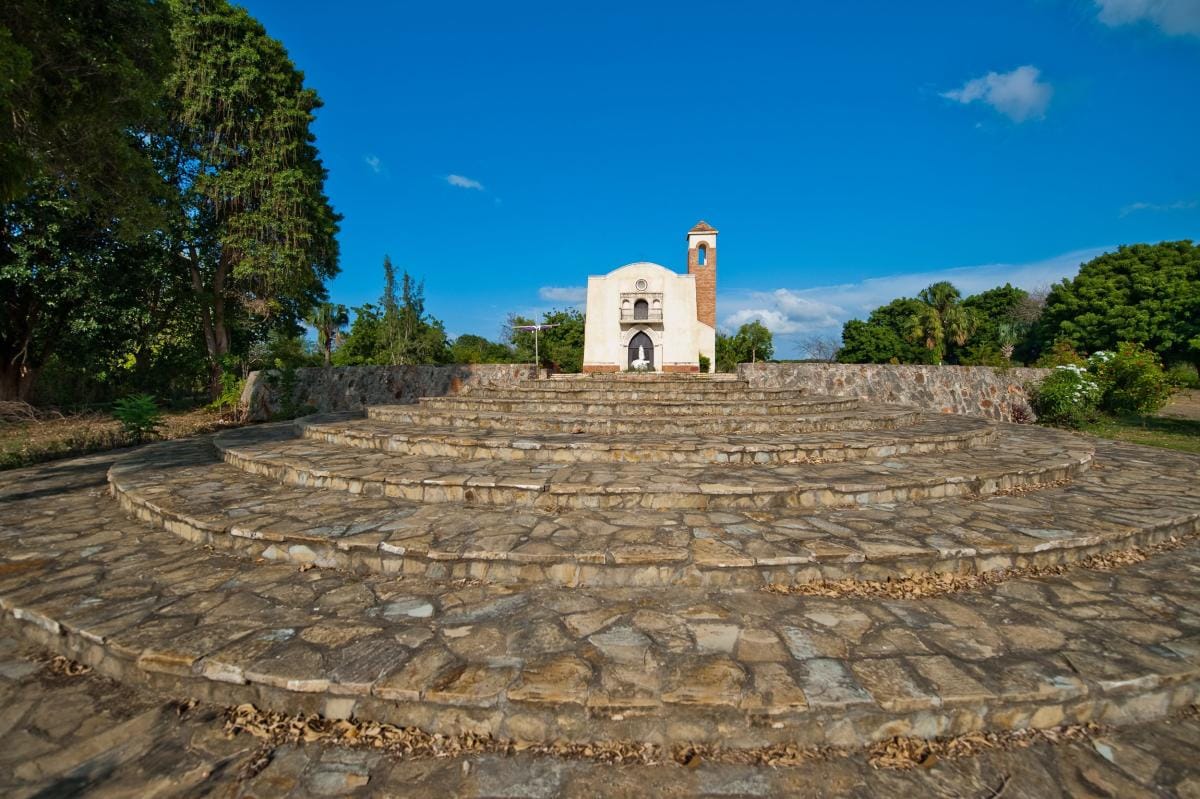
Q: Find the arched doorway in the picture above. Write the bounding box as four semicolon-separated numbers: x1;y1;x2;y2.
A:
628;331;654;370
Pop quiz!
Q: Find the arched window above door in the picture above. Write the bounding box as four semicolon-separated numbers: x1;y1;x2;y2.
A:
634;299;649;320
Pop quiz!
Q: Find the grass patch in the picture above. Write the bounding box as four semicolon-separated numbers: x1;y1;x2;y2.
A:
1077;414;1200;454
0;407;244;471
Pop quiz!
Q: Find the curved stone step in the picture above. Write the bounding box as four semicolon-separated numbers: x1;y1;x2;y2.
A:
5;453;1200;750
107;435;1200;587
417;396;859;418
555;373;742;382
464;385;811;402
211;423;1093;512
368;404;923;436
298;413;998;465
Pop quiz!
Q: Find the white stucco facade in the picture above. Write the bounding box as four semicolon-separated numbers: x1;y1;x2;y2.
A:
582;223;718;373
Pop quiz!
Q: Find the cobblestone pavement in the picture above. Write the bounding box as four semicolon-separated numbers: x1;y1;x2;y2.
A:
108;428;1197;586
4;376;1200;796
4;450;1200;750
299;411;999;464
3;639;1200;798
212;418;1089;511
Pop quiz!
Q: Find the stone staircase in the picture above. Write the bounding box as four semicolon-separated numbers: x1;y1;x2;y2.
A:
3;375;1200;753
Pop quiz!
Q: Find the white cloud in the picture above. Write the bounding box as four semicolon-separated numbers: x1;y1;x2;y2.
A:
538;286;587;303
1095;0;1200;36
1120;199;1197;216
719;246;1112;357
364;154;383;173
446;174;485;191
941;65;1053;122
722;289;847;336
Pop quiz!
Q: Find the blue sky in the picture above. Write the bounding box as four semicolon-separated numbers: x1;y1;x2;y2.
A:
241;0;1200;356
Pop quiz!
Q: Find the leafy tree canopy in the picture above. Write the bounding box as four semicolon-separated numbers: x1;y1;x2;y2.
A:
0;0;171;208
837;298;936;364
716;321;774;371
1034;241;1200;368
507;308;585;372
449;334;515;365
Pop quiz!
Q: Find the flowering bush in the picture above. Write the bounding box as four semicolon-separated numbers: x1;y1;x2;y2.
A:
1029;364;1101;427
1089;343;1172;416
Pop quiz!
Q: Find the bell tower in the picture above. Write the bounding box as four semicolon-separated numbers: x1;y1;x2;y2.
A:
687;220;717;328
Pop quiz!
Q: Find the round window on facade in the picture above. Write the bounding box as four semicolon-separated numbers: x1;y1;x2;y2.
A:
634;278;648;291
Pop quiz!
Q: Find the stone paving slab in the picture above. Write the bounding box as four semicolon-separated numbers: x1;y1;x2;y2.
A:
5;452;1200;750
210;422;1093;511
299;412;998;465
368;403;925;436
4;637;1200;798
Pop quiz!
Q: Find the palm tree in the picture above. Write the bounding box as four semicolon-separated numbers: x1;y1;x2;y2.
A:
307;303;349;366
907;282;975;363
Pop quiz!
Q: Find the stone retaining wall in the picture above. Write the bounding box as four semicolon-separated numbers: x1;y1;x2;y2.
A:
240;364;537;421
738;363;1050;422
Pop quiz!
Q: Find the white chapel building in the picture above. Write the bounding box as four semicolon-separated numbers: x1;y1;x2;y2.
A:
582;221;718;373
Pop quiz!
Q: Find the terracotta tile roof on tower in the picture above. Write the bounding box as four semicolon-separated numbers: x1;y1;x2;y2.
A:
689;220;716;233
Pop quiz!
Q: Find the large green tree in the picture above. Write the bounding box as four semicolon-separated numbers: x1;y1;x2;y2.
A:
959;283;1029;364
332;304;384;366
377;257;449;365
0;0;173;401
716;320;774;371
449;334;515;364
907;281;975;363
307;303;348;366
0;0;170;206
508;308;585;372
160;0;340;396
1034;242;1200;368
837;298;935;364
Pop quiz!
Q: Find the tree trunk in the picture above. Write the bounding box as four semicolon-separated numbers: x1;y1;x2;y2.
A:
188;247;232;400
0;362;38;403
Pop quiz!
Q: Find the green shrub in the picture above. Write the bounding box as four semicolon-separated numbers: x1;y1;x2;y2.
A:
111;394;164;444
207;367;246;418
1034;340;1086;368
1029;365;1100;427
1166;362;1200;389
698;354;711;373
1089;343;1173;416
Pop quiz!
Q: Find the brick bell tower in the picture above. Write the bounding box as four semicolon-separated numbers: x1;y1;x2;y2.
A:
687;220;717;328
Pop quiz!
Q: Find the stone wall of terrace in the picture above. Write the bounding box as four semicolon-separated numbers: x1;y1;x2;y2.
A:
738;363;1051;422
241;364;538;421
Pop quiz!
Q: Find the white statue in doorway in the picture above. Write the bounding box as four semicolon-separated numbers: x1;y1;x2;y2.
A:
631;345;651;371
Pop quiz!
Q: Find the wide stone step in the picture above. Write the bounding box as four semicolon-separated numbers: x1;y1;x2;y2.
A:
298;413;998;465
368;404;922;436
553;373;742;381
210;423;1092;512
417;396;858;417
106;436;1200;587
5;453;1200;750
461;386;812;403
